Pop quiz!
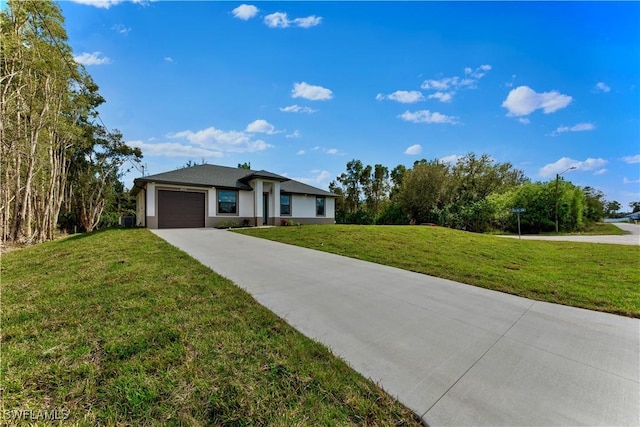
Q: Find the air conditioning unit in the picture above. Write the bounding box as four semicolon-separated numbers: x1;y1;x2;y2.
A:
120;215;135;227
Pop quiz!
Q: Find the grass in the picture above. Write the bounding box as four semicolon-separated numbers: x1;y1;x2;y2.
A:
1;228;421;426
577;222;627;235
488;222;628;236
235;225;640;318
545;222;627;236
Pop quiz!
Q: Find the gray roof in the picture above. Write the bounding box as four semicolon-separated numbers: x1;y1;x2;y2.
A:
132;164;335;197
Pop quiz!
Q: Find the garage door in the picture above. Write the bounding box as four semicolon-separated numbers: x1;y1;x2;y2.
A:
157;190;205;228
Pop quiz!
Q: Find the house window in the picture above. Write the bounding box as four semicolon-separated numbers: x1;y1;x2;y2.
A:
218;190;237;214
316;196;325;216
280;194;291;216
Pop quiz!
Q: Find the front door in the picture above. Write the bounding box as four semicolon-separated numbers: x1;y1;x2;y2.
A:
262;193;269;225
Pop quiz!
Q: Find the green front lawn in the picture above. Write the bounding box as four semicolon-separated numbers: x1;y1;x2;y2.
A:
1;229;420;426
235;225;640;318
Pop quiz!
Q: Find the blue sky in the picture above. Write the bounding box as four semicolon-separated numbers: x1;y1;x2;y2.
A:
60;1;639;208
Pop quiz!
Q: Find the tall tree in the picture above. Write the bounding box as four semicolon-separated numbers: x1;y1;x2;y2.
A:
396;160;451;223
365;164;389;216
66;127;142;232
604;200;621;217
1;0;142;242
328;180;346;222
451;153;526;205
389;164;406;199
1;0;82;243
582;186;605;223
336;159;365;214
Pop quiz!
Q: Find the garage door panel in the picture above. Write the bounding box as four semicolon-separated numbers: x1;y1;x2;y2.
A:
158;190;205;228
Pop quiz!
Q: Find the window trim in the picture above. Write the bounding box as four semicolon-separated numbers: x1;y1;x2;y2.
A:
315;196;326;217
280;193;292;216
217;189;239;216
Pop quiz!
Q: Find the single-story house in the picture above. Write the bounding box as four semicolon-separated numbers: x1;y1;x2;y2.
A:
130;164;336;228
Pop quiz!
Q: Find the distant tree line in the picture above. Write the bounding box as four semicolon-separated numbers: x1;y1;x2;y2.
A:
329;153;620;233
1;0;142;244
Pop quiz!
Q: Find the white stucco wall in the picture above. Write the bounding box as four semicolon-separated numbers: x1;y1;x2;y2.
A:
208;188;216;217
273;182;280;218
292;195;316;217
326;197;335;218
146;183;156;216
238;190;254;217
136;189;145;226
291;194;334;218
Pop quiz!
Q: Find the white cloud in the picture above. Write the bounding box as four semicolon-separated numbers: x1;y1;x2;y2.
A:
566;122;595;132
286;130;301;139
264;12;289;28
312;146;343;155
376;90;424;104
623;177;640;185
245;119;278;134
292;82;333;101
69;0;148;8
112;24;130;34
232;4;258;20
550;122;596;136
439;154;462;165
502;86;572;117
422;77;458;91
292;170;332;188
594;169;608;176
518;118;531;125
280;104;317;113
73;52;111;66
293;16;322;28
428;92;453;103
164;56;173;63
264;12;321;28
593;82;611;93
127;141;223;158
538;157;608;178
420;65;492;102
296;150;306;155
622;155;640;164
398;110;459;124
404;144;422;155
169;126;273;153
466;64;491;79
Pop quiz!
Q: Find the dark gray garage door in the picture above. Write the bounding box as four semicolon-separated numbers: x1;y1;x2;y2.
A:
157;190;205;228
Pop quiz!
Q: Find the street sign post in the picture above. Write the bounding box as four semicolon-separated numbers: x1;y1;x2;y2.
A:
511;208;526;238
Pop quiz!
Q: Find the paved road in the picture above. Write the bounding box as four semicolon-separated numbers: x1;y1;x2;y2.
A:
500;223;640;245
153;228;639;426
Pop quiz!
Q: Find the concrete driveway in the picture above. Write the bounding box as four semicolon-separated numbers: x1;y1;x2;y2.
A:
500;223;640;245
153;228;639;426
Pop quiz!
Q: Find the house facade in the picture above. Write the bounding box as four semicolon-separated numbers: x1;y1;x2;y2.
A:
131;164;336;228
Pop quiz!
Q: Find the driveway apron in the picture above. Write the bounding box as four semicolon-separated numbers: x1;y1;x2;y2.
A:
153;228;639;426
